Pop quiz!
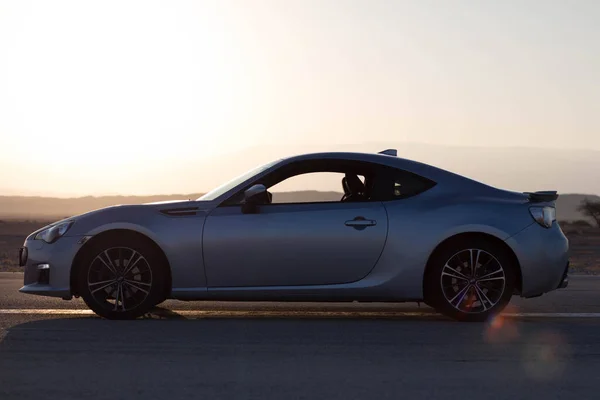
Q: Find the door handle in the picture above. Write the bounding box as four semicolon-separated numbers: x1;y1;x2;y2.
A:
345;216;377;228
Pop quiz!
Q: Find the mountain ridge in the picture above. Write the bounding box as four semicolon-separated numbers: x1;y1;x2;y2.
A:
2;142;600;198
0;191;598;223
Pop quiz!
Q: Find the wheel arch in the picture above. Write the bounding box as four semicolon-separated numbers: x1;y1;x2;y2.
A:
70;229;172;298
422;231;523;299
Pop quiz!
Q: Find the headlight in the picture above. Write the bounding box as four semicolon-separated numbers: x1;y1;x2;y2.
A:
529;206;556;228
34;221;74;243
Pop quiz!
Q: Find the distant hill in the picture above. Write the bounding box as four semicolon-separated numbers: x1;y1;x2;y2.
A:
0;194;204;220
556;194;600;223
3;143;600;198
0;191;597;223
0;191;342;220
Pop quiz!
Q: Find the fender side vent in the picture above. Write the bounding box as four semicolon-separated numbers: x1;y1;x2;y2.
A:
159;207;199;216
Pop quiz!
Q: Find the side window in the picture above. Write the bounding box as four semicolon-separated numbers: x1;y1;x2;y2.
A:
269;172;364;204
388;170;436;200
393;181;403;197
219;158;435;206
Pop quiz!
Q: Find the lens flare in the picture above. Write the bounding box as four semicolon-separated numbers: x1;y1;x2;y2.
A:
522;331;571;381
484;303;520;344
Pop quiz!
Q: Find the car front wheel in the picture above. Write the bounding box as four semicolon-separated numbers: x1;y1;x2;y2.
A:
424;238;516;322
76;234;166;320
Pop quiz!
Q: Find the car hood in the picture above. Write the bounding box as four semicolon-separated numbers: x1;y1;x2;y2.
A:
27;199;218;239
76;198;217;218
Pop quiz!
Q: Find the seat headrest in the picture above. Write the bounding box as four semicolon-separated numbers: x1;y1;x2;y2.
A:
342;177;351;195
344;173;364;194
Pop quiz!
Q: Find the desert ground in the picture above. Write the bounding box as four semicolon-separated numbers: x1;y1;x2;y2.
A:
1;191;599;273
1;218;599;274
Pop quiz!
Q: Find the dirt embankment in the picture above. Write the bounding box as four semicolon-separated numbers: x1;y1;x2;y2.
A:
1;220;598;274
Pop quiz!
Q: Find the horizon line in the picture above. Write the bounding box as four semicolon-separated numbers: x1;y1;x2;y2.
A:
1;190;599;200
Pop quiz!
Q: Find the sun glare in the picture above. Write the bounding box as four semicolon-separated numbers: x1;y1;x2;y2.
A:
1;0;599;196
0;1;256;195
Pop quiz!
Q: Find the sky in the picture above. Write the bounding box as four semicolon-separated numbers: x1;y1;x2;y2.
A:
0;0;599;197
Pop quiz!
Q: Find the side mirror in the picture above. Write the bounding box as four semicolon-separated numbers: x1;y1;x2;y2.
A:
242;184;269;214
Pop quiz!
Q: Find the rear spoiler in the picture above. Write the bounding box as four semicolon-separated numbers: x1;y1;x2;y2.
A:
524;191;559;203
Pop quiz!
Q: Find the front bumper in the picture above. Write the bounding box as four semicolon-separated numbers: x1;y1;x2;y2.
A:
505;222;570;298
18;235;86;299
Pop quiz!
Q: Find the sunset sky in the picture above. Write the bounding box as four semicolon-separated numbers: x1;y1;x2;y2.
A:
0;0;599;197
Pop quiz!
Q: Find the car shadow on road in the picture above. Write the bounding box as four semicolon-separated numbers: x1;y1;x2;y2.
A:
3;308;597;400
145;304;448;321
2;306;587;354
0;311;476;364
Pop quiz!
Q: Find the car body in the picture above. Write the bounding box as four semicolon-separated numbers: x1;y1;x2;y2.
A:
18;149;570;321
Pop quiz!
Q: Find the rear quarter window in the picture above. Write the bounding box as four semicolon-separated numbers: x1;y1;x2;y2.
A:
375;168;436;201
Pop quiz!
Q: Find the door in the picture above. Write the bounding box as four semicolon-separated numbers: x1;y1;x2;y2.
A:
203;201;388;287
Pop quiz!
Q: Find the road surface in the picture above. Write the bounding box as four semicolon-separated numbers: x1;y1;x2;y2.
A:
1;272;599;400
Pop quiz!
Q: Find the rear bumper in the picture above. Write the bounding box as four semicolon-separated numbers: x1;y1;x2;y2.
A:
505;222;570;298
557;261;569;289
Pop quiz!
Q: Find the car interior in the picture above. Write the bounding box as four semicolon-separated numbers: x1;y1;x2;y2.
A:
244;171;373;206
223;158;436;208
340;173;369;202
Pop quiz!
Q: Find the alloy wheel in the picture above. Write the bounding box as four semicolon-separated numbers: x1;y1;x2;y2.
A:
440;248;506;314
87;247;153;312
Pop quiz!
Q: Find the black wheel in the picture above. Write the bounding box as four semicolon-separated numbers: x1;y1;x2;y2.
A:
424;237;516;322
76;233;167;320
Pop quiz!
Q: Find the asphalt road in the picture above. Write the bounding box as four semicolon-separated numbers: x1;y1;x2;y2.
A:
1;272;600;400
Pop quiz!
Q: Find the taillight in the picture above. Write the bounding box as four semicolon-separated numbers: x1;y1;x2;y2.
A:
529;206;556;228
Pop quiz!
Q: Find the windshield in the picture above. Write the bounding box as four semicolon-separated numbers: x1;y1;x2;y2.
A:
197;159;281;201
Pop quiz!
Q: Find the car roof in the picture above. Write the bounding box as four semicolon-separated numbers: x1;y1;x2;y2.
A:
278;151;459;182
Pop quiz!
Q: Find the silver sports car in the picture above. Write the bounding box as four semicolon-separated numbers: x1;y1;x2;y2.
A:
18;149;570;321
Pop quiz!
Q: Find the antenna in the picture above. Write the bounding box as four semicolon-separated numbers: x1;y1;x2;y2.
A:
378;149;397;156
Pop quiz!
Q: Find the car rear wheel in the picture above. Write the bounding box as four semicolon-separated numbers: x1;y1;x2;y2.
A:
424;238;516;322
76;234;166;320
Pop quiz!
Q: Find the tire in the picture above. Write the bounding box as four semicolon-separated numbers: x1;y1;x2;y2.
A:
424;237;516;322
76;233;167;320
